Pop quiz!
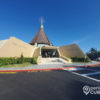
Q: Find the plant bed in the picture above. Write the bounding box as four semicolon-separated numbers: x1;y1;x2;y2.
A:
71;56;90;63
0;55;37;67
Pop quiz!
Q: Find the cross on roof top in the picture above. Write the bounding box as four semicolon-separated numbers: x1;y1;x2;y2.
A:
40;17;44;25
40;17;44;28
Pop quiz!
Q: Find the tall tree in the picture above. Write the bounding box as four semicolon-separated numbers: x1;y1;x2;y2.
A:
86;48;98;60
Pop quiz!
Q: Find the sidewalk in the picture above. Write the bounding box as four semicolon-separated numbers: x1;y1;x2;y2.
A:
0;61;100;72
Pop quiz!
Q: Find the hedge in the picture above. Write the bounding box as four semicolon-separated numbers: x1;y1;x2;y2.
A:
0;56;37;66
71;57;90;62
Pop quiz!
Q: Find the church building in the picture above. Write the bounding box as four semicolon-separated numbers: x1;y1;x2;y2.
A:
0;23;86;64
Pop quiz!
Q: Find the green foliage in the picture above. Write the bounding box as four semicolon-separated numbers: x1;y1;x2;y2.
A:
17;58;22;64
24;58;32;63
0;55;37;67
20;54;24;64
86;48;100;60
0;57;17;66
31;57;37;64
71;56;90;62
16;54;24;64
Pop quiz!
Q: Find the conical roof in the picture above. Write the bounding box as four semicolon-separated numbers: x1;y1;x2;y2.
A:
30;24;51;45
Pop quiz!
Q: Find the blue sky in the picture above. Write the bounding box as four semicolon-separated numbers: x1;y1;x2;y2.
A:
0;0;100;52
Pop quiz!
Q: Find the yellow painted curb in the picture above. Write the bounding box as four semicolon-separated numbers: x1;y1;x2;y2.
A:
0;72;17;74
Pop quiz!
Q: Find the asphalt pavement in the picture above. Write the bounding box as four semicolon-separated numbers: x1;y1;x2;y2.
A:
0;70;100;100
71;66;100;80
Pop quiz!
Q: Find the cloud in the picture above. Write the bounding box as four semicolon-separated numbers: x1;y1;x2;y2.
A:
72;37;88;44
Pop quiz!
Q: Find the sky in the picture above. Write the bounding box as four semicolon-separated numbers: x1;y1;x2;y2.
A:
0;0;100;52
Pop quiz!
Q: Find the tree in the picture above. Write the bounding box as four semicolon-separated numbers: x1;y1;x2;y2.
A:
86;48;98;60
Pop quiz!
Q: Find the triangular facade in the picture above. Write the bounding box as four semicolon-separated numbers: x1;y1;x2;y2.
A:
30;24;51;46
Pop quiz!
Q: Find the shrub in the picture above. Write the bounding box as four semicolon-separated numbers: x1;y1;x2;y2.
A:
0;56;37;66
24;58;32;63
20;54;24;64
71;56;90;62
0;57;16;66
31;57;37;64
9;58;17;64
17;58;22;64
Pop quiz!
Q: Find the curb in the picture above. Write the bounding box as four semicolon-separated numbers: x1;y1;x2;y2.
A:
0;67;66;72
0;63;100;72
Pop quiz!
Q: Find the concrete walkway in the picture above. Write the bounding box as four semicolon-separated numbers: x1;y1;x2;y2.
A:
0;64;66;71
0;61;99;71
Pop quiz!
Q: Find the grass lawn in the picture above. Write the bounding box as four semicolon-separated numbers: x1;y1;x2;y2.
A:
0;63;34;68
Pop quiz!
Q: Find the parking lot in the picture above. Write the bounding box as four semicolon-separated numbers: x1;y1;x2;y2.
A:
0;68;100;100
68;66;100;81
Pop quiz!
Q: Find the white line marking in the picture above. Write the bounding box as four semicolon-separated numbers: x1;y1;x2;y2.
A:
83;71;100;76
71;71;100;83
65;67;98;72
64;68;84;71
64;67;100;82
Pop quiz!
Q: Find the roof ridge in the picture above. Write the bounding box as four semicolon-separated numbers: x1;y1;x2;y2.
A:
30;25;51;45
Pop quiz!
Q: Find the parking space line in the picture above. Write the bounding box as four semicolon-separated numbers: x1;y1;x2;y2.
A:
72;71;100;83
64;68;84;71
82;71;100;76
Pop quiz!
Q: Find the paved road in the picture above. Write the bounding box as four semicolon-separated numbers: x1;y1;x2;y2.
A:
71;66;100;80
0;70;100;100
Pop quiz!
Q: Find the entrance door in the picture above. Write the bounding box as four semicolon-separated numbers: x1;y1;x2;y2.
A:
41;49;59;58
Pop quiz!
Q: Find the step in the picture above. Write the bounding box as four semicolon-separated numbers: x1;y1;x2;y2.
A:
40;58;67;64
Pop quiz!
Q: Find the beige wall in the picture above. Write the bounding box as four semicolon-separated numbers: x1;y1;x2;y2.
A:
0;37;36;57
58;44;86;58
33;48;40;57
0;37;86;58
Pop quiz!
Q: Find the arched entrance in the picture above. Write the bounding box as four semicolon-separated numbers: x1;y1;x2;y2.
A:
41;48;59;58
